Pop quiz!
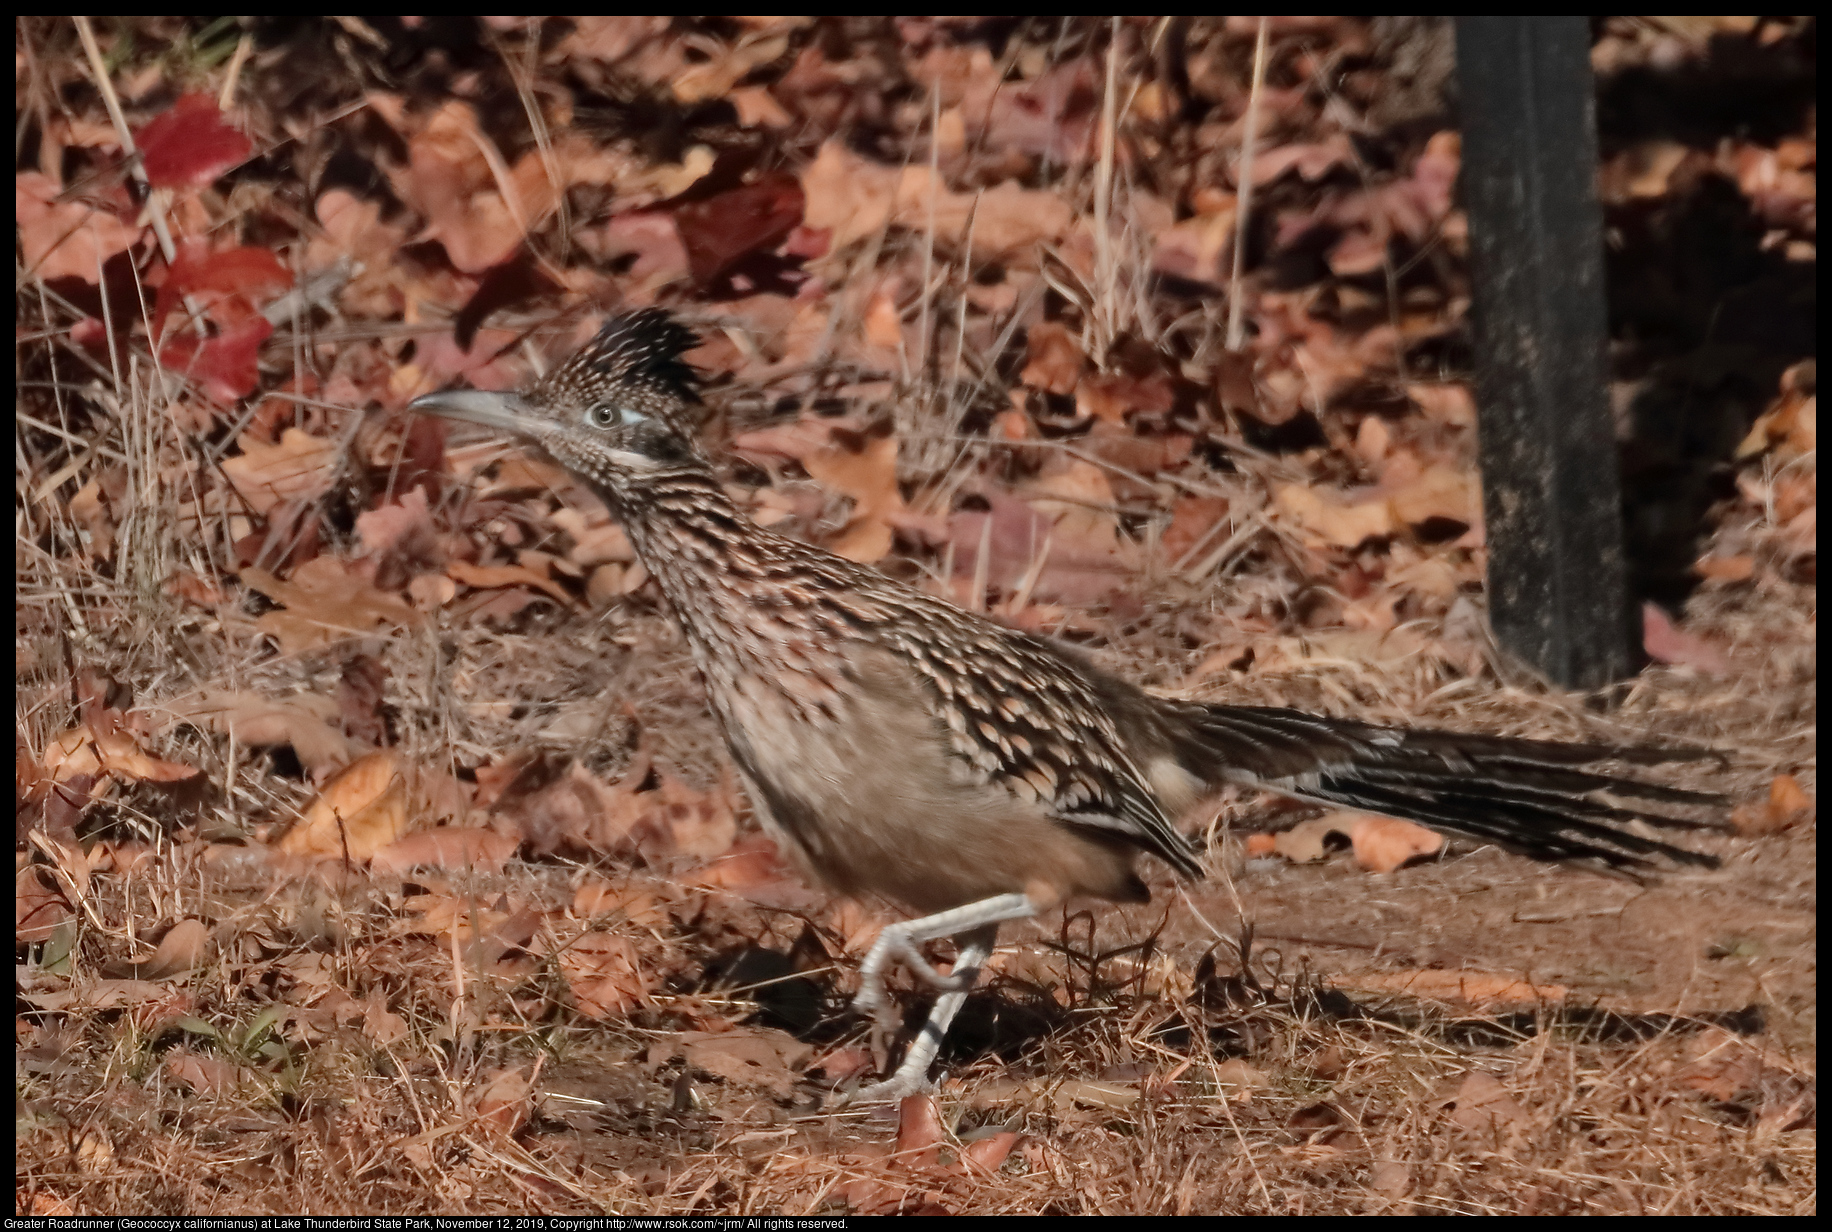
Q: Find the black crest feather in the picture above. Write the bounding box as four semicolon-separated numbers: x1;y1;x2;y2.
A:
533;309;702;409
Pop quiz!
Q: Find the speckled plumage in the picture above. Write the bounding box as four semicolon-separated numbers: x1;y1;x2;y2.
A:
412;310;1727;904
411;310;1728;1097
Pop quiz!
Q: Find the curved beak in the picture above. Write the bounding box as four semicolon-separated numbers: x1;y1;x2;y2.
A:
407;388;536;436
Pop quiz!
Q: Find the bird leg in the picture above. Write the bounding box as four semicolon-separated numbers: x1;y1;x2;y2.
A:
852;927;998;1102
847;892;1037;1101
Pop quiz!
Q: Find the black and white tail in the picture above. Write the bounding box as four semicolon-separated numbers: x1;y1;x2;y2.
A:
1170;704;1730;872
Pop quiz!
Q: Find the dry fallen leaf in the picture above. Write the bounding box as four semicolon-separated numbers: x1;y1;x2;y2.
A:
666;1028;811;1100
1275;483;1394;549
1642;603;1731;675
160;688;359;780
281;750;411;861
800;139;1072;260
362;991;410;1045
1695;553;1756;584
1731;773;1814;836
242;558;423;654
1736;390;1815;462
136;918;211;978
1334;969;1567;1007
17;865;74;944
16;172;140;282
803;428;906;564
1442;1070;1528;1133
472;1064;538;1137
1382;460;1475;529
165;1050;245;1097
1019;321;1086;395
1348;815;1446;873
221;429;341;515
896;1093;946;1168
371;828;519;876
40;721;199;790
1272;812;1442;872
557;930;650;1020
446;558;576;608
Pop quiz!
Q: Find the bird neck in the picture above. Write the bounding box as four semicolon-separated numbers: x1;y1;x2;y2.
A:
593;463;795;630
589;460;891;681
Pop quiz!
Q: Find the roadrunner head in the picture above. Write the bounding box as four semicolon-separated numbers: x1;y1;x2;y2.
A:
409;309;707;498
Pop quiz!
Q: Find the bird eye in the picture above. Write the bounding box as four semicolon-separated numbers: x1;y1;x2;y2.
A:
586;405;621;429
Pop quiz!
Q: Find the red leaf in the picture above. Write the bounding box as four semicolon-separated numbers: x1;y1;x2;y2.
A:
153;242;293;342
135;94;252;189
674;173;805;285
159;317;273;403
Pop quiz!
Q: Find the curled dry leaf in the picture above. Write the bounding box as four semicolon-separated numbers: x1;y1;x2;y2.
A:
674;173;805;285
682;834;790;892
151;241;293;344
396;894;512;945
896;1094;946;1168
1272;812;1442;872
1407;382;1478;428
391;101;562;273
802;430;905;563
281;750;411;862
355;488;439;566
959;460;1137;606
446;558;576;608
958;1130;1020;1176
362;992;409;1046
1020;322;1086;395
18;979;171;1013
1736;390;1815;463
165;1050;245;1097
666;1028;812;1101
1151;203;1237;285
41;722;199;789
17;865;74;944
1381;459;1476;529
572;881;669;930
134;94;252;190
549;506;635;566
159;688;358;780
1695;553;1756;584
1349;815;1446;872
134;918;212;979
1731;774;1814;836
158;316;275;404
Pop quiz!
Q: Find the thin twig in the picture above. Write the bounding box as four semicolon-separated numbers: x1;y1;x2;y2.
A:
72;16;177;265
1225;17;1270;351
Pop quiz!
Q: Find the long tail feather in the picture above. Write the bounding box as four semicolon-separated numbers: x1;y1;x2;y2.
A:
1170;704;1729;873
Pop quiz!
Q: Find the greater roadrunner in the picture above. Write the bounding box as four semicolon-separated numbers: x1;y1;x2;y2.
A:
411;310;1728;1101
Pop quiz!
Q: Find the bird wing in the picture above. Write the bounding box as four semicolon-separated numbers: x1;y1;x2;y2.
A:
888;615;1206;880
